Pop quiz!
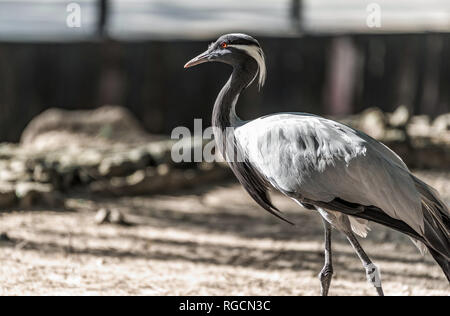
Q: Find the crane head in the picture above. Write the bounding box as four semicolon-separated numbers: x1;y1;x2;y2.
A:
184;33;266;88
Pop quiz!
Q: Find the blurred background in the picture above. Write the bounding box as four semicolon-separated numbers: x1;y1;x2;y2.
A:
0;0;449;140
0;0;449;295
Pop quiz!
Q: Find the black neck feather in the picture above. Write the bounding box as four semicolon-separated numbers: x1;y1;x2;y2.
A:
211;59;259;132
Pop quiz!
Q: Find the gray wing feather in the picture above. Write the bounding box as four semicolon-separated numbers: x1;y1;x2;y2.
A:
235;113;424;234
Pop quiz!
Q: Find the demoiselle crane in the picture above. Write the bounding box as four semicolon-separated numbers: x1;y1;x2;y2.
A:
184;33;450;296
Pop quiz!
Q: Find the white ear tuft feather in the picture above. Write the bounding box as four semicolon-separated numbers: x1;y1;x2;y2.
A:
228;44;267;90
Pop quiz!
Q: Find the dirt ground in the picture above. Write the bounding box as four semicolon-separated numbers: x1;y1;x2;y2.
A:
0;170;449;296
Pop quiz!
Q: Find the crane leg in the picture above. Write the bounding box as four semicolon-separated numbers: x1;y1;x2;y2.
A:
319;218;333;296
344;231;384;296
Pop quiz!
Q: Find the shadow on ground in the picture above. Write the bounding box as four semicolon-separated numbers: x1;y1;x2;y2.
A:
0;176;449;295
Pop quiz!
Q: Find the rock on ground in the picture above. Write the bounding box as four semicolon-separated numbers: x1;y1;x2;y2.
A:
20;105;164;150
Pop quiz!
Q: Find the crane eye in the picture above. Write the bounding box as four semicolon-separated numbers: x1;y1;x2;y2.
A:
221;42;228;48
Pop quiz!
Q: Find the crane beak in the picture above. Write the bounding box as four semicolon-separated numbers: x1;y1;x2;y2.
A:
184;51;211;69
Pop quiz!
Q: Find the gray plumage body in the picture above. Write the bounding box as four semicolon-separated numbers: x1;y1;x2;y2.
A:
185;33;450;295
235;113;449;257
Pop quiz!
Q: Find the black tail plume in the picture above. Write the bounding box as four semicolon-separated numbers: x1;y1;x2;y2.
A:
429;248;450;282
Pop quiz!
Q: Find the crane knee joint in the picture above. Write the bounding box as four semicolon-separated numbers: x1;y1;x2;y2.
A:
364;263;382;287
319;265;334;281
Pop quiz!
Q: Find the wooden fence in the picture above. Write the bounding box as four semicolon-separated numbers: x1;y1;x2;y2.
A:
0;33;448;142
